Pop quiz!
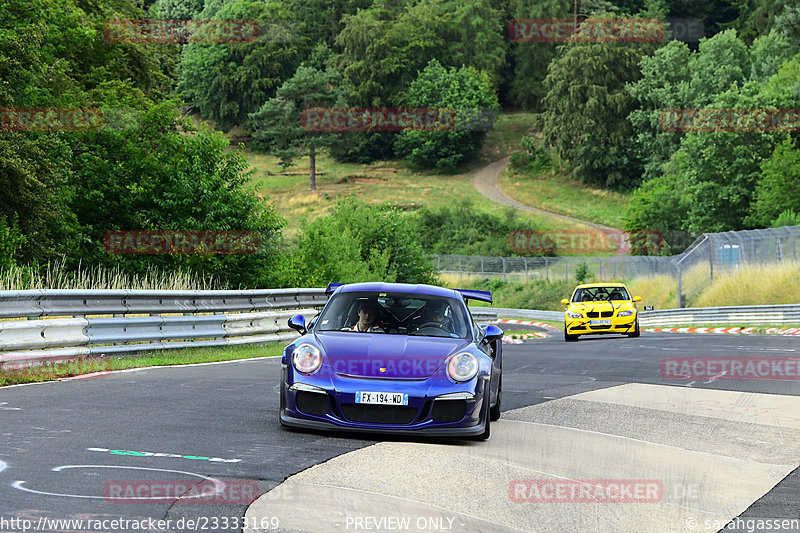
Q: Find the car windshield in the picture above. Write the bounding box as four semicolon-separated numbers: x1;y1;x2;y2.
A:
316;291;470;339
573;286;629;302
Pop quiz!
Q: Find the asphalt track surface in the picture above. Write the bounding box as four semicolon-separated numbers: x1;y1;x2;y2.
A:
1;328;799;533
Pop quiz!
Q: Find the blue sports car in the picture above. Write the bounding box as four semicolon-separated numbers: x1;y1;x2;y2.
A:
280;282;504;439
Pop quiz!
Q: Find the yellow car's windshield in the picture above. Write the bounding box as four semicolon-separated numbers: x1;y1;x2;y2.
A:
572;287;629;302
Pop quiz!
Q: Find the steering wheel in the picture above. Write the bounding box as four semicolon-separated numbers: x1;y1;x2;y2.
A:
418;321;445;330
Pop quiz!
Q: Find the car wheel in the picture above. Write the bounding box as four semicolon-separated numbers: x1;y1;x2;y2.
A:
474;391;491;440
627;319;640;338
490;376;502;421
278;379;287;426
564;328;578;342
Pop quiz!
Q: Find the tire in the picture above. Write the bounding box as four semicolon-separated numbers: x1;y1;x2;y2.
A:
564;327;578;342
627;319;640;338
475;390;491;440
278;379;287;427
490;376;502;421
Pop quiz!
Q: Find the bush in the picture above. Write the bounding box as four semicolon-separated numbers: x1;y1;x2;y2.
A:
0;215;26;269
456;278;575;311
509;152;533;170
394;60;499;170
772;209;800;228
280;197;438;286
414;198;538;256
574;262;591;284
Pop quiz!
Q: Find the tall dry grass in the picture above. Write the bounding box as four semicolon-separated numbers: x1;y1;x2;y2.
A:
693;261;800;307
0;260;220;291
627;275;678;309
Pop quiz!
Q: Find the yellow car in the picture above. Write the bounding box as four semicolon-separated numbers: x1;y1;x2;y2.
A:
560;282;642;342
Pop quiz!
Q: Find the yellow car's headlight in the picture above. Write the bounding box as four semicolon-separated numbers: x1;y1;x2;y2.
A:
618;310;634;317
567;312;583;318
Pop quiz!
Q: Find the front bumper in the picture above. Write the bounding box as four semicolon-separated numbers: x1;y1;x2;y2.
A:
280;368;491;437
565;317;636;335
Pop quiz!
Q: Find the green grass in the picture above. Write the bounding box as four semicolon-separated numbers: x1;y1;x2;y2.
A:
0;343;284;386
473;112;538;165
238;112;576;234
498;167;631;229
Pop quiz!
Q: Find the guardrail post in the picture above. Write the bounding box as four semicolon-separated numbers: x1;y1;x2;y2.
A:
501;258;506;281
565;260;569;282
523;257;528;281
458;255;462;281
545;258;549;281
480;257;484;278
676;263;683;308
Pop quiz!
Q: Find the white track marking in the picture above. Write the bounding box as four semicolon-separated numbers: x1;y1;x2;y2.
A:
13;465;221;500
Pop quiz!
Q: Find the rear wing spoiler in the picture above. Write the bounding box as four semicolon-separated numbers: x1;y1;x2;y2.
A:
455;289;493;304
325;283;345;296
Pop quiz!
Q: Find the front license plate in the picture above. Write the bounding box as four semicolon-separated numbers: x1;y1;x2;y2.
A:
355;391;408;406
590;320;611;325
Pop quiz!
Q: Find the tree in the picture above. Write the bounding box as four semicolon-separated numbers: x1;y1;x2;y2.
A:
655;56;800;234
149;0;205;19
330;0;507;162
394;60;499;170
179;0;306;131
249;66;346;190
281;197;438;286
541;28;653;188
729;0;787;43
627;29;771;183
748;138;800;227
507;0;570;111
68;102;286;288
775;1;800;52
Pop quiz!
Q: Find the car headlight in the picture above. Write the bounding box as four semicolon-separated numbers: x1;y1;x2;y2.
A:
567;312;583;318
447;352;479;382
618;310;634;317
292;343;322;374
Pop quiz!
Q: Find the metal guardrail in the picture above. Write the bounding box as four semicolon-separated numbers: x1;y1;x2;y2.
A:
488;308;563;321
0;289;499;369
492;304;800;328
638;304;800;327
0;289;329;368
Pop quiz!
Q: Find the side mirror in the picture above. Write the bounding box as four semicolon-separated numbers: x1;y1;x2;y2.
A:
633;296;642;302
560;298;570;305
481;324;504;343
287;314;307;335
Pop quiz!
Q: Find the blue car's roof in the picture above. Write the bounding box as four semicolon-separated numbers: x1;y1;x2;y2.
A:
333;282;459;299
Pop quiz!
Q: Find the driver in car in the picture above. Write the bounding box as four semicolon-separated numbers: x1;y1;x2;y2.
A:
344;301;383;333
417;301;453;333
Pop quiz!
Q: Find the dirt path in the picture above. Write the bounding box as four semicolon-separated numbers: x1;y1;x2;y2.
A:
471;156;621;233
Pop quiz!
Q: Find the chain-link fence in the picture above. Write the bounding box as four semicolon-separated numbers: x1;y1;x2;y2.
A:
430;254;675;282
672;226;800;307
429;225;800;308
